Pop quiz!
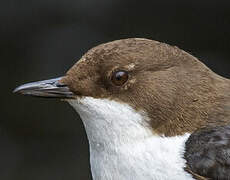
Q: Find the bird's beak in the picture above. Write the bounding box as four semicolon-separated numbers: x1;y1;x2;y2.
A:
13;77;74;98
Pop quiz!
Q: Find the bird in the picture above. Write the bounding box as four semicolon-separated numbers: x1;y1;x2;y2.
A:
14;38;230;180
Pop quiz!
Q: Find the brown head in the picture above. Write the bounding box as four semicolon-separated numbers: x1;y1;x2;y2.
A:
14;38;230;136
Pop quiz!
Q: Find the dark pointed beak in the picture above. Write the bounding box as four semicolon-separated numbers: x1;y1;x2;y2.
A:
13;77;74;98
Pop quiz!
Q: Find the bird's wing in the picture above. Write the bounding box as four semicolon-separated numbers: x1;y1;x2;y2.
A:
184;125;230;180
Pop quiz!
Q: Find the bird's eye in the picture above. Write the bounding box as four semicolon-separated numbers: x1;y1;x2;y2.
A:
111;70;129;86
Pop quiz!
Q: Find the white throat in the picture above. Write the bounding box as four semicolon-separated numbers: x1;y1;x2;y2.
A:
68;97;194;180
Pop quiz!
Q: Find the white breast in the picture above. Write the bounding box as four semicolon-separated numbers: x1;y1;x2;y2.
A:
68;97;194;180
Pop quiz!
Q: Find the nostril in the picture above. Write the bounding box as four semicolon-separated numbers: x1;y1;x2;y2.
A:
56;83;67;87
55;81;67;87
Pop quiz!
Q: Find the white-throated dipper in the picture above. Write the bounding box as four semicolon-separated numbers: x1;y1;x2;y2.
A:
14;38;230;180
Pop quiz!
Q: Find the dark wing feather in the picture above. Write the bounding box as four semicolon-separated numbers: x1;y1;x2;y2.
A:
185;125;230;180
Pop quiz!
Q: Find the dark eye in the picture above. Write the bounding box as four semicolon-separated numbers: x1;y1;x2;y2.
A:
111;70;129;86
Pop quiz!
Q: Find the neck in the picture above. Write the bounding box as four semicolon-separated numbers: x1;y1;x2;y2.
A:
155;72;230;136
68;97;194;180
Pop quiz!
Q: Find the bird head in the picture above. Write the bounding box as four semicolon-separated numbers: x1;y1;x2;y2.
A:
14;38;230;137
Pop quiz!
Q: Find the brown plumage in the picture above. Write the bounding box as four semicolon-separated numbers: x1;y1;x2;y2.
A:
60;38;230;137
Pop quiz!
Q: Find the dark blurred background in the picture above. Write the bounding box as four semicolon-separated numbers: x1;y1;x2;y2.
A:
1;0;230;179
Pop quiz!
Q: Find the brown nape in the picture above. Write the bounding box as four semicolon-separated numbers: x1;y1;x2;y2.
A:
60;38;230;137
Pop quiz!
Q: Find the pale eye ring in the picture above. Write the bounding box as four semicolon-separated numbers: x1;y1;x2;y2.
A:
111;70;129;86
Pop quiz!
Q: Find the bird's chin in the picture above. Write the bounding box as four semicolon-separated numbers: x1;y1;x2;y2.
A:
61;95;79;102
66;97;93;112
